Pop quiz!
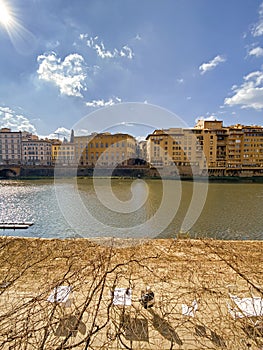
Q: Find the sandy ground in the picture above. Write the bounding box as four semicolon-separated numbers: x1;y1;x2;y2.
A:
0;236;262;349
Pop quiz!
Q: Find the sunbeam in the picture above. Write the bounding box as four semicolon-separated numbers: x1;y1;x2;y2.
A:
0;0;36;55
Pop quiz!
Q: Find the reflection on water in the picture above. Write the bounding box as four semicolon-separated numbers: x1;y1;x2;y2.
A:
0;179;262;240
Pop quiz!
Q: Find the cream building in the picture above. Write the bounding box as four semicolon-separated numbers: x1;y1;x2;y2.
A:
74;135;92;166
53;142;75;165
0;128;22;165
22;139;52;165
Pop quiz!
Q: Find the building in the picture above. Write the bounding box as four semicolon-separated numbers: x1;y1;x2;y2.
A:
0;128;22;165
51;140;62;163
194;120;228;167
146;121;263;171
84;133;137;167
74;135;91;166
53;141;75;165
138;140;147;163
226;124;263;168
195;121;263;168
22;139;52;166
1;122;263;173
146;128;204;168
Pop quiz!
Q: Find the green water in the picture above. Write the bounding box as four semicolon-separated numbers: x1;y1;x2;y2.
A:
0;178;262;240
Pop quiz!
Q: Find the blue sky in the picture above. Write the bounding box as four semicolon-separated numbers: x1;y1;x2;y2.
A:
0;0;263;137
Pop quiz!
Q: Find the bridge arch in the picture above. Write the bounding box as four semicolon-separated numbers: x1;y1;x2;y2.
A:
0;168;18;178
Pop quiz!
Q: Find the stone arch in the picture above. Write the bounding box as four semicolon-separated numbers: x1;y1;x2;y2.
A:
0;168;17;178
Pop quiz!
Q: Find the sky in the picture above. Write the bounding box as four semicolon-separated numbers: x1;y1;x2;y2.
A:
0;0;263;138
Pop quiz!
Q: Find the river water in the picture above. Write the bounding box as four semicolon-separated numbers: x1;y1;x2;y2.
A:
0;178;262;240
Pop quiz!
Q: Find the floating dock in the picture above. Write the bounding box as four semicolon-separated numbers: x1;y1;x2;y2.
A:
0;222;34;230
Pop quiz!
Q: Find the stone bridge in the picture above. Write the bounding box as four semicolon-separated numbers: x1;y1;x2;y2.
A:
0;165;21;178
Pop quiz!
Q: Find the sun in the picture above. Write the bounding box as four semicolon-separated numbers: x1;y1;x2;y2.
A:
0;0;13;27
0;0;36;55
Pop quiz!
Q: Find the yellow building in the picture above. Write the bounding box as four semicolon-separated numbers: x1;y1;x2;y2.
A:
74;133;136;167
146;128;203;168
51;141;75;165
146;120;263;170
194;120;228;167
192;121;263;168
51;140;62;163
85;133;136;167
226;124;263;167
225;125;243;167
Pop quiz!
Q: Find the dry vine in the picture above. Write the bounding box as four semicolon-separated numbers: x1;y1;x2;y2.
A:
0;237;262;349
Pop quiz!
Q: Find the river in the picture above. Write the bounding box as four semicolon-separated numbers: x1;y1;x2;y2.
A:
0;178;262;240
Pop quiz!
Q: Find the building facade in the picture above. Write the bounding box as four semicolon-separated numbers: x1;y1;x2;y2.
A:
146;128;204;168
226;125;263;167
194;120;227;167
84;133;137;167
1;123;263;172
0;128;22;165
53;142;75;165
146;121;263;170
74;135;91;166
22;139;52;165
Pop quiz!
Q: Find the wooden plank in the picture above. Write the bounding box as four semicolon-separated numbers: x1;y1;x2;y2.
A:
0;223;34;230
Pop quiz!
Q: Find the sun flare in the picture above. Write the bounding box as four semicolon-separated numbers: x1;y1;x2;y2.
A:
0;0;36;54
0;0;12;27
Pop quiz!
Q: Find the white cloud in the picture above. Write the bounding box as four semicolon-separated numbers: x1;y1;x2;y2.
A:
136;136;146;142
48;127;71;140
195;115;217;123
85;97;122;108
253;21;263;37
74;129;89;136
199;55;226;75
0;106;37;133
37;52;87;97
224;70;263;110
248;46;263;57
251;2;263;37
177;78;184;84
40;127;90;140
120;46;134;59
79;34;134;60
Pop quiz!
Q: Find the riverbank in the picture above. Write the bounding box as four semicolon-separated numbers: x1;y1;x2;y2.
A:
2;164;263;182
0;236;262;349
